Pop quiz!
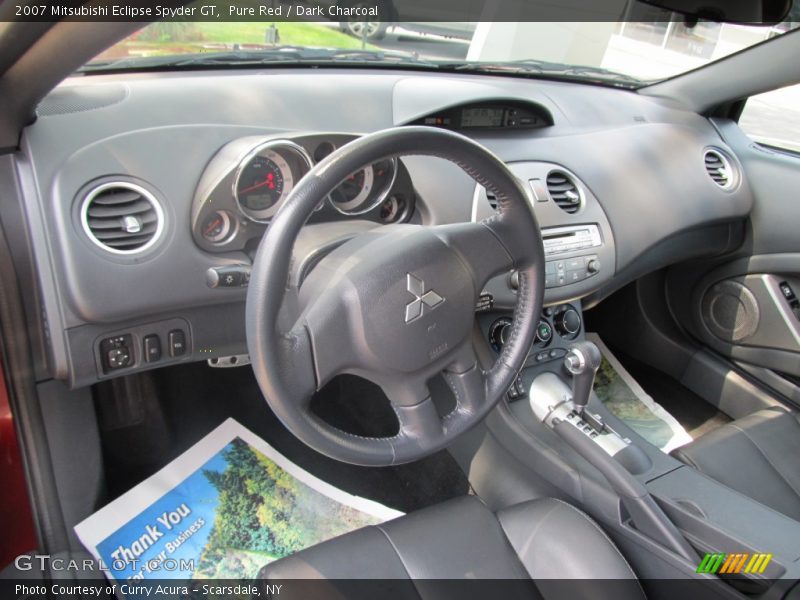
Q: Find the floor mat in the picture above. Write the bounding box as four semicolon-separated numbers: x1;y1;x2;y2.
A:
98;364;470;513
588;333;693;453
76;418;402;581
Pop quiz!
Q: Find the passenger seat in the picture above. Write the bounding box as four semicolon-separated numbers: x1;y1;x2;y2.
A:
672;407;800;521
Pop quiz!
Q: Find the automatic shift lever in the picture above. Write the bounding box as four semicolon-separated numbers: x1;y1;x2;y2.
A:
564;341;602;415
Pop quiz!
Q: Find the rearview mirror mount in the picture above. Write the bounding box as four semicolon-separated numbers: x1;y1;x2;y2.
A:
636;0;793;25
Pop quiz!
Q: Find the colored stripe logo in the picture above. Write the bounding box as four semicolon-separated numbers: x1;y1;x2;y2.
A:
697;552;773;574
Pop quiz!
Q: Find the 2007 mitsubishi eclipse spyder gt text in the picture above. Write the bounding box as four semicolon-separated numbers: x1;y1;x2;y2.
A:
2;1;800;599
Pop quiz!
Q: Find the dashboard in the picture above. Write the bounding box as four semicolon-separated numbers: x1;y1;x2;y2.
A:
17;69;754;387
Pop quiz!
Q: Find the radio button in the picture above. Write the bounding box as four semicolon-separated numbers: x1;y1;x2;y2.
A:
566;258;584;271
567;270;582;283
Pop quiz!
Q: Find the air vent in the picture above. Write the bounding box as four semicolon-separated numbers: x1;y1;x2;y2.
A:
80;182;164;254
546;170;582;214
704;149;735;189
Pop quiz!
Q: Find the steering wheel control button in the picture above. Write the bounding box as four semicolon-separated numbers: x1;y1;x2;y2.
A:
475;293;494;312
168;330;187;357
206;264;251;288
143;334;161;363
100;334;133;372
779;281;795;300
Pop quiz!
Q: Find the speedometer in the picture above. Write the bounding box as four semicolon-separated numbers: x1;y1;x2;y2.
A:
330;166;374;212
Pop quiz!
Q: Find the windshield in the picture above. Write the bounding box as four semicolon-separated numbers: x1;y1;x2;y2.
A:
87;17;800;85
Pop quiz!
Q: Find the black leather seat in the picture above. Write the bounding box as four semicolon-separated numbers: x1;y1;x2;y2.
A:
260;496;643;599
673;407;800;521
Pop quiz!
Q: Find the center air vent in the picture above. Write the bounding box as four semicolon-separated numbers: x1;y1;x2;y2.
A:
546;170;582;214
704;149;735;190
80;182;164;254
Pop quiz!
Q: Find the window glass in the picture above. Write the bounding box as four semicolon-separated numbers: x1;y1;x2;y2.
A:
740;84;800;153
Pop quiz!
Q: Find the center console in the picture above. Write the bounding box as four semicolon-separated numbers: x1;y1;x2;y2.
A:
469;300;800;595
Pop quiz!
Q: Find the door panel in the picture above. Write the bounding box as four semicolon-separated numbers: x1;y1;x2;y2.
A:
680;118;800;394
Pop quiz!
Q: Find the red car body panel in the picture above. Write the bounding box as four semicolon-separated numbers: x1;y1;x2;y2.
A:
0;355;37;567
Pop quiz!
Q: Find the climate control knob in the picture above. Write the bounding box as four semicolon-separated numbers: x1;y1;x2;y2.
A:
555;307;581;339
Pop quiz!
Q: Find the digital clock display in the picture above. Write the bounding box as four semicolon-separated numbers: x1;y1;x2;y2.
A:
461;107;505;128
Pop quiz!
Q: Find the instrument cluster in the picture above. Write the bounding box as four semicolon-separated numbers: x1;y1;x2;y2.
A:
191;133;413;253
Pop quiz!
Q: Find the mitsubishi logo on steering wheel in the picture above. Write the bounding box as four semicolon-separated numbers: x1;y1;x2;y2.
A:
405;273;444;323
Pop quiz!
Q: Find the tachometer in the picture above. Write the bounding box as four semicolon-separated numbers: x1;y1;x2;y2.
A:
232;141;312;222
329;158;397;215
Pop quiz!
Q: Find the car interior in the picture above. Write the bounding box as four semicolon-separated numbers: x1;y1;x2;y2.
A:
2;1;800;599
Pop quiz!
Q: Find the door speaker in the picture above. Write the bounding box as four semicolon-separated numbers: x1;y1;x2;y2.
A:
701;280;759;343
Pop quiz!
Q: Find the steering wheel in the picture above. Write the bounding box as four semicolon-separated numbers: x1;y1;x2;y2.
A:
246;126;545;466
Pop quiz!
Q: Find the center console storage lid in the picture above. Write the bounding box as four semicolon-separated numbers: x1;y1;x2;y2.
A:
647;465;800;581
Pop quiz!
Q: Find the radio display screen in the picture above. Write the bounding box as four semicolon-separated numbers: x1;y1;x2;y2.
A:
461;107;505;128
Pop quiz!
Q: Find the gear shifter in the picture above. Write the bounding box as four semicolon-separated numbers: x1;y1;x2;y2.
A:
563;340;602;416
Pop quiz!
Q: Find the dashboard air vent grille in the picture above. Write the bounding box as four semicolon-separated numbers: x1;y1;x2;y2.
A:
81;182;164;254
704;149;734;189
546;171;581;214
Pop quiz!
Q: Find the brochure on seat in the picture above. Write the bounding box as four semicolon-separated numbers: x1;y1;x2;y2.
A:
74;418;403;583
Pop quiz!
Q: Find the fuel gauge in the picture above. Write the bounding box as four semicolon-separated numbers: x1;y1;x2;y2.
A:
201;210;236;245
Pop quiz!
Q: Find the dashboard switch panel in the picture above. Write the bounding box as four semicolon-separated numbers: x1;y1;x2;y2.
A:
169;330;187;357
100;334;133;373
92;318;191;380
143;334;161;363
